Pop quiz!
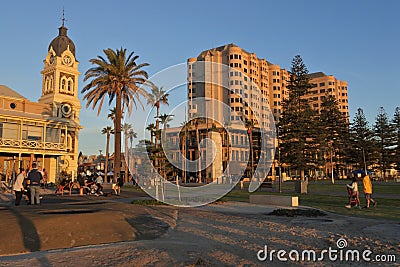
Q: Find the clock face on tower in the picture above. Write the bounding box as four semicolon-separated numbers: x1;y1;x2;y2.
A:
63;55;72;65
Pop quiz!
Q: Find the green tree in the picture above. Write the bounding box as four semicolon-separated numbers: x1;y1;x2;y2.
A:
148;86;169;178
149;86;169;143
128;128;137;181
245;119;255;178
101;126;113;182
146;123;156;144
319;94;350;178
122;123;133;182
159;114;174;179
179;120;191;183
349;108;376;171
193;119;202;183
82;48;153;182
280;55;316;180
392;107;400;171
374;107;395;178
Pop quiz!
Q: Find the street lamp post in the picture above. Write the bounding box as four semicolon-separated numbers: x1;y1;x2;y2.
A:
277;126;282;193
330;145;334;184
362;147;367;175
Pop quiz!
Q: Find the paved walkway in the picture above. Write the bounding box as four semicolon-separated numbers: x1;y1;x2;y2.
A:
0;188;399;266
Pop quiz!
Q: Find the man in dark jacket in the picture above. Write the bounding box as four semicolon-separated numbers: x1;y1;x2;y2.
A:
27;163;43;205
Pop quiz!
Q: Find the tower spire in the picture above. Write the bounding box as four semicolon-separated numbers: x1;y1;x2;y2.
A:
62;7;66;27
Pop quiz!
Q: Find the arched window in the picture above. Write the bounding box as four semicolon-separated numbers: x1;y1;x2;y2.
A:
61;78;66;91
67;80;72;91
45;77;50;92
49;76;53;92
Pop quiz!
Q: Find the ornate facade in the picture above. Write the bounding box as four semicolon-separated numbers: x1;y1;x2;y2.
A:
0;22;81;183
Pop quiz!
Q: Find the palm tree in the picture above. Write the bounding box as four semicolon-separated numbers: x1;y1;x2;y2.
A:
107;107;124;122
193;119;202;183
146;123;156;144
101;126;113;183
122;123;133;182
224;120;232;178
159;114;174;179
245;119;255;179
149;86;169;137
82;48;153;182
179;120;191;183
148;86;169;178
159;113;173;130
128;128;137;182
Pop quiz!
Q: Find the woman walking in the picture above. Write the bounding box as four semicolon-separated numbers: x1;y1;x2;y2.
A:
13;168;26;206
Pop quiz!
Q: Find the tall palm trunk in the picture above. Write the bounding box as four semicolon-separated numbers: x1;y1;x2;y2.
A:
155;106;160;175
249;130;254;178
181;126;187;183
195;122;202;183
124;133;129;183
114;91;122;183
105;131;110;183
130;137;134;181
155;105;160;145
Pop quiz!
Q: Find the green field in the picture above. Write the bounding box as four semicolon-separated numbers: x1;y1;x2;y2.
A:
222;180;400;221
123;180;399;221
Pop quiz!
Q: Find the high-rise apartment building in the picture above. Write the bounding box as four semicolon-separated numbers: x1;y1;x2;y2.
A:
187;44;349;122
159;44;349;183
307;72;349;117
179;44;349;182
188;43;289;125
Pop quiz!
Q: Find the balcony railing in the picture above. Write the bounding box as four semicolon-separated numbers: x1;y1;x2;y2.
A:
0;138;66;151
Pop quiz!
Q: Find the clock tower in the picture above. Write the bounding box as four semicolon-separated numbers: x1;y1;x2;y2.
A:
38;20;82;176
39;21;81;123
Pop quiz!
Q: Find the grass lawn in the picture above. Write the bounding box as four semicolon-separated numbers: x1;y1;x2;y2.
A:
122;180;399;221
299;194;400;221
222;180;400;221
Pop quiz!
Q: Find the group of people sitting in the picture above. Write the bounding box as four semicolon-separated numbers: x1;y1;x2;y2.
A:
346;172;377;209
56;173;124;196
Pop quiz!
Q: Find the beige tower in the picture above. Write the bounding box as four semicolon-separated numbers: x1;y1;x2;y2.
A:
39;22;82;175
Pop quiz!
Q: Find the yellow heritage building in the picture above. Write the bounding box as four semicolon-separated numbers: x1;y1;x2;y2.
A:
0;22;82;183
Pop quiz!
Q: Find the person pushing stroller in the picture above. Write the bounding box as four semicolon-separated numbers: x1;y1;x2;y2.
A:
346;176;361;209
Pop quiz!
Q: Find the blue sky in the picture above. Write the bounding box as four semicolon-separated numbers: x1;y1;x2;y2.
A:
1;0;399;155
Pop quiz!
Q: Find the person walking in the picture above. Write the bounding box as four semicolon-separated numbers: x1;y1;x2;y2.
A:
27;163;43;205
363;173;377;208
113;176;123;196
13;168;26;206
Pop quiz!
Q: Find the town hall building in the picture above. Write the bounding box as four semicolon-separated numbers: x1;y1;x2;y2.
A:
0;21;82;183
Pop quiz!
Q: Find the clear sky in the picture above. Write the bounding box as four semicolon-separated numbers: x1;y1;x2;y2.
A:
1;0;399;155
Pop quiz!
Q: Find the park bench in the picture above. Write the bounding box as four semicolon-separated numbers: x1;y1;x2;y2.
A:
250;195;299;207
258;182;273;191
